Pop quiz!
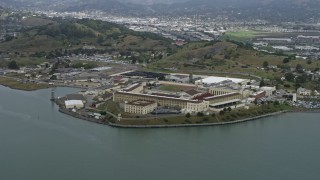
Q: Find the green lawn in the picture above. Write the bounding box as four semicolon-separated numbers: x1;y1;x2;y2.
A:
222;30;260;41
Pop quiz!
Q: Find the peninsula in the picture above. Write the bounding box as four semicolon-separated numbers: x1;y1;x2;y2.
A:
1;9;320;127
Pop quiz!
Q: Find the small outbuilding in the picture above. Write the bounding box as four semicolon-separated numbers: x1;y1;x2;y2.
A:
65;100;84;109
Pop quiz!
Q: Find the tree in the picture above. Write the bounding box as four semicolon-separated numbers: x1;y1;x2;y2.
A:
285;73;295;82
259;79;266;87
5;35;14;42
296;64;304;73
8;60;19;69
50;75;57;80
262;61;269;68
295;74;308;84
227;107;232;112
307;59;312;65
197;112;204;117
283;57;290;64
273;101;280;106
100;111;107;115
96;35;104;44
186;113;191;118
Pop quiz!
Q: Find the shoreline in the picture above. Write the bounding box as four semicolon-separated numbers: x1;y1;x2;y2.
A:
58;106;320;128
58;108;108;125
0;83;83;91
0;76;52;91
109;109;320;128
1;84;319;128
108;111;288;128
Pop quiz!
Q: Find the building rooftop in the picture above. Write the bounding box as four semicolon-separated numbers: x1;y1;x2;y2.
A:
185;89;201;96
197;76;248;85
127;100;156;107
204;93;241;101
66;94;86;101
123;83;141;92
65;100;84;106
151;93;180;98
192;93;214;101
117;91;203;104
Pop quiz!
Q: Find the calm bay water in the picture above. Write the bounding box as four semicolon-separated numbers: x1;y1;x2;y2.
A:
0;86;320;180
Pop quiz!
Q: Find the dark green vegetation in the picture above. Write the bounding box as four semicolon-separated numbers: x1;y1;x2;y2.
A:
111;103;293;126
7;60;19;69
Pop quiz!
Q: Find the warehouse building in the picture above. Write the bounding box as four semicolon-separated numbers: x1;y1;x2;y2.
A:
65;100;84;109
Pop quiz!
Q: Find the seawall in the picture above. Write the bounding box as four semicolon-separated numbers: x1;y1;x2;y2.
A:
108;111;288;128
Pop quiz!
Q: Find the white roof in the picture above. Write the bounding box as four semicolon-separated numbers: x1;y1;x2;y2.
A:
91;67;112;71
199;76;247;84
260;86;276;90
65;100;84;106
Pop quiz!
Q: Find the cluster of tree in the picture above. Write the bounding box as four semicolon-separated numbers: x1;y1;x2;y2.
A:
7;60;19;69
223;47;241;60
4;35;14;42
282;55;296;64
219;107;232;115
38;23;96;39
262;61;269;68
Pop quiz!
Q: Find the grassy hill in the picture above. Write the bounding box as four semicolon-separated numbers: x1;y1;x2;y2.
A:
0;17;174;57
148;40;320;89
1;14;320;91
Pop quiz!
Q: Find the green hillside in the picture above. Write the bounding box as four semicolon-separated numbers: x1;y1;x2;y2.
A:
0;17;174;57
148;40;320;89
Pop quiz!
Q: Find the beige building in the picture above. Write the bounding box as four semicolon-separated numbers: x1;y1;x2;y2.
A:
209;87;241;96
205;93;242;104
114;91;210;112
204;93;242;109
123;83;144;93
186;101;210;113
114;91;241;113
124;100;157;115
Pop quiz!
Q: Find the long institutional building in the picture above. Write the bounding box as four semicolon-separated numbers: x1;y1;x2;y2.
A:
113;76;245;114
